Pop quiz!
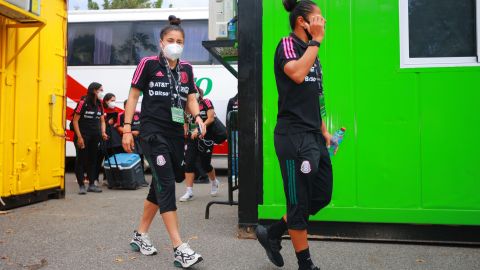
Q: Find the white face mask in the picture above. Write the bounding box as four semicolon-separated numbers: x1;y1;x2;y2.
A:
162;43;184;61
107;101;116;109
97;92;104;99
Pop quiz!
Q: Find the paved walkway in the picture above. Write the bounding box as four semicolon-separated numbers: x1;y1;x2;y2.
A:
0;173;479;270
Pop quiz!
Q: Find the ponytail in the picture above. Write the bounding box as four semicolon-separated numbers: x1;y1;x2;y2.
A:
282;0;317;30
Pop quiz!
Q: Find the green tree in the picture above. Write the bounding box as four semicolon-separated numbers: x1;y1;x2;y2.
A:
154;0;163;8
102;0;163;9
87;0;100;10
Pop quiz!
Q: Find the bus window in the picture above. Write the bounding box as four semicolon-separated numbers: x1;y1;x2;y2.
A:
68;20;210;66
69;22;135;65
133;20;210;64
181;20;210;64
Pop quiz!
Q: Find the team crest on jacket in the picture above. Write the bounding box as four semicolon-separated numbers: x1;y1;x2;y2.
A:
133;115;140;121
300;160;311;174
157;155;166;166
181;71;189;84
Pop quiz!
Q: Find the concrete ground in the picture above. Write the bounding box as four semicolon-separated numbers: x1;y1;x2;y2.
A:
0;173;479;270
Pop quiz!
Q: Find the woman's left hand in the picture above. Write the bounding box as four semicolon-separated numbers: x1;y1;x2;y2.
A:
102;132;109;141
191;130;199;140
323;131;332;148
196;118;207;138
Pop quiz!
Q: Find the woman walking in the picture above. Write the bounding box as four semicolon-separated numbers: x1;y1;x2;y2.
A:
122;15;205;268
256;1;333;270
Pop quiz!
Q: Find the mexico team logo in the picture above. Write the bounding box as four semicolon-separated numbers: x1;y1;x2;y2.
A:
157;155;166;166
300;160;311;174
181;71;189;84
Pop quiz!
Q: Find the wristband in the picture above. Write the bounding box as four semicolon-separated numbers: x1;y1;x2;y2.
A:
124;123;132;126
308;40;321;47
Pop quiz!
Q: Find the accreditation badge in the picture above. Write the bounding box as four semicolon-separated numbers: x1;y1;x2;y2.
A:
171;107;184;124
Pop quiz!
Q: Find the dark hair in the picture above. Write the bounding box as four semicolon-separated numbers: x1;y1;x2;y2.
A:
160;15;185;40
87;82;102;105
103;93;115;109
282;0;317;30
197;87;204;100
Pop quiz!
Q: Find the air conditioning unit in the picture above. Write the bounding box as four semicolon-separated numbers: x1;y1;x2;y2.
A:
208;0;237;40
6;0;40;16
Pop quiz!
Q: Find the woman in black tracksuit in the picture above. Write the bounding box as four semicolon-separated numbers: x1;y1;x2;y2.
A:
95;93;121;184
179;88;220;202
256;1;332;270
122;16;204;268
72;82;108;195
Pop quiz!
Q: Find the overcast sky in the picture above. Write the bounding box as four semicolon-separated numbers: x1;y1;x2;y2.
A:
68;0;208;10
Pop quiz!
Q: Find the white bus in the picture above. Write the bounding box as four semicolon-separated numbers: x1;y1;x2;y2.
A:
66;8;237;158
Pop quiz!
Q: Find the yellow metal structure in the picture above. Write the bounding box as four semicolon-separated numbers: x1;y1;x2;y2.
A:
0;0;66;209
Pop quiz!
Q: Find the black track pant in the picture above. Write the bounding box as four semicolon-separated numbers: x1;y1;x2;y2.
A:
141;134;185;214
74;135;101;187
274;131;333;230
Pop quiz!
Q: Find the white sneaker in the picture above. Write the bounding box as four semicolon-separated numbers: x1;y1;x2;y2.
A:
173;242;203;268
130;231;158;256
210;179;220;197
179;191;194;202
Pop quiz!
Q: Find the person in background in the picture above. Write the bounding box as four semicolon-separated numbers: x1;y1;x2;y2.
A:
71;82;108;195
226;93;238;180
95;93;121;186
179;88;220;202
226;93;238;124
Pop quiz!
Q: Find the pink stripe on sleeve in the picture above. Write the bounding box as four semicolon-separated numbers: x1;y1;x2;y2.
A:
132;58;148;84
282;38;292;59
132;56;157;85
204;99;212;108
287;37;297;58
75;99;85;114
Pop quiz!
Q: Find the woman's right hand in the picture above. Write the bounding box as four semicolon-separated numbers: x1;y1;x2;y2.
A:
122;133;135;153
305;15;326;43
77;137;85;149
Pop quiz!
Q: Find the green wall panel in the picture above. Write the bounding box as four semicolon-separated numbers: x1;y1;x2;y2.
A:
260;0;480;225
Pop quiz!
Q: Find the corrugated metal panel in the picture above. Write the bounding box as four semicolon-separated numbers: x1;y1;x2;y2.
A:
0;0;66;208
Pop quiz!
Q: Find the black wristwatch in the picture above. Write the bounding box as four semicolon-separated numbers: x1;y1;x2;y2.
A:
308;40;321;47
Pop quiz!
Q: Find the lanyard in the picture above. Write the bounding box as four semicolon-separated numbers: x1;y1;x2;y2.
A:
160;55;183;109
314;58;327;118
314;58;323;94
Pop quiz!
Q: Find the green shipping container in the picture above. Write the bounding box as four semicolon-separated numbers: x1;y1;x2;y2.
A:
258;0;480;226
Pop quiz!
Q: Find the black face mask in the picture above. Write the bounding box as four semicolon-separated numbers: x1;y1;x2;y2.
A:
303;17;313;41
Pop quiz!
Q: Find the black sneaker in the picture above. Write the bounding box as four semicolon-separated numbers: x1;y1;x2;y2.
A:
78;186;87;195
87;185;102;193
255;225;284;267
